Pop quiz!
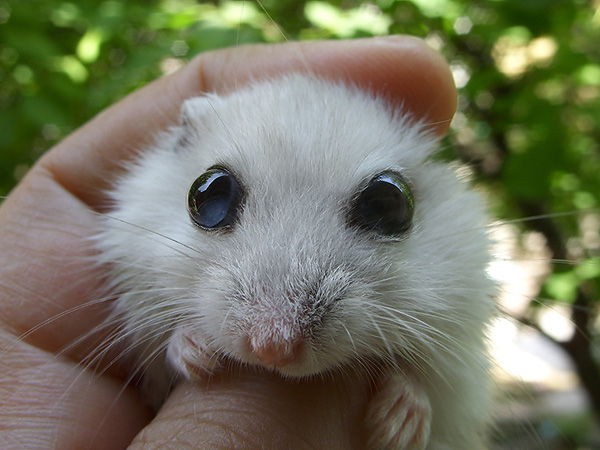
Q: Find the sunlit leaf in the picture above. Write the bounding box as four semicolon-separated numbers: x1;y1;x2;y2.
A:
577;64;600;86
544;271;578;303
53;56;88;83
77;28;104;63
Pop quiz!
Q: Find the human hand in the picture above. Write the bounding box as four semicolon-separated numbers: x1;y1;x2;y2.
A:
0;38;456;448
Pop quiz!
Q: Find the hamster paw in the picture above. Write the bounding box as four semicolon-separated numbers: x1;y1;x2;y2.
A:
365;373;431;450
166;326;220;380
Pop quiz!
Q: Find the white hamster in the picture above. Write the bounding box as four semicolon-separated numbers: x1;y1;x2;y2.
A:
96;74;496;449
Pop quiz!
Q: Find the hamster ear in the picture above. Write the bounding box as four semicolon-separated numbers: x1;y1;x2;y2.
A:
179;94;218;128
176;95;219;148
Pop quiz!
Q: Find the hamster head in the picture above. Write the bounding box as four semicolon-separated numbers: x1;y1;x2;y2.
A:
98;74;494;380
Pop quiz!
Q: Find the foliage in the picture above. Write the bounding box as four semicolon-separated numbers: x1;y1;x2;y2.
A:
1;0;599;443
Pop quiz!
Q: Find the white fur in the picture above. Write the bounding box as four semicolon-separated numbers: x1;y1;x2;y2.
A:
96;75;495;448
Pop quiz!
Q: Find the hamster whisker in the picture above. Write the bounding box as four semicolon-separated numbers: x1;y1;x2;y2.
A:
83;324;172;383
495;257;587;266
496;302;590;343
104;261;196;281
364;311;397;364
68;324;129;374
362;301;470;365
364;301;457;338
52;297;189;370
381;286;490;306
371;313;459;362
416;208;596;248
71;335;172;432
16;295;117;346
49;322;157;417
491;208;599;227
99;213;202;258
205;98;252;164
218;303;236;335
255;0;288;42
338;319;358;354
129;338;172;380
527;296;595;312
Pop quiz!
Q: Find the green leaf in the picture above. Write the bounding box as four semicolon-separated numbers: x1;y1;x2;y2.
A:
76;28;104;63
544;271;578;303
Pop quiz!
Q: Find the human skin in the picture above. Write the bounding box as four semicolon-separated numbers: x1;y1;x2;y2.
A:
0;37;456;449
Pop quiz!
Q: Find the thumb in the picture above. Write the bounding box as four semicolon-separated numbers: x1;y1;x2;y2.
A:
130;371;369;449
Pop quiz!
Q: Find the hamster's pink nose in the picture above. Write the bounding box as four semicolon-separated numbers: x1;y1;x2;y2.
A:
249;338;304;367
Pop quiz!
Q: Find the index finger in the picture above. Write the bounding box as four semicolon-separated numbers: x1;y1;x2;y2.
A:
41;37;456;209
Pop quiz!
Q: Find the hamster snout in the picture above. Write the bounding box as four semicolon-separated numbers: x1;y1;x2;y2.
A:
246;333;304;367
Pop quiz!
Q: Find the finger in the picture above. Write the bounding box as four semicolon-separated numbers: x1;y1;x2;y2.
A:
129;372;369;449
41;37;456;209
0;173;129;371
0;175;152;446
0;333;152;449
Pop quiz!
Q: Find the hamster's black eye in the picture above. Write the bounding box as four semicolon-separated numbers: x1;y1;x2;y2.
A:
188;168;242;230
350;171;414;237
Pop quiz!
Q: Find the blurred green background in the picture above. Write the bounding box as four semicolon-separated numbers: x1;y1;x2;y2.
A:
1;0;599;447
